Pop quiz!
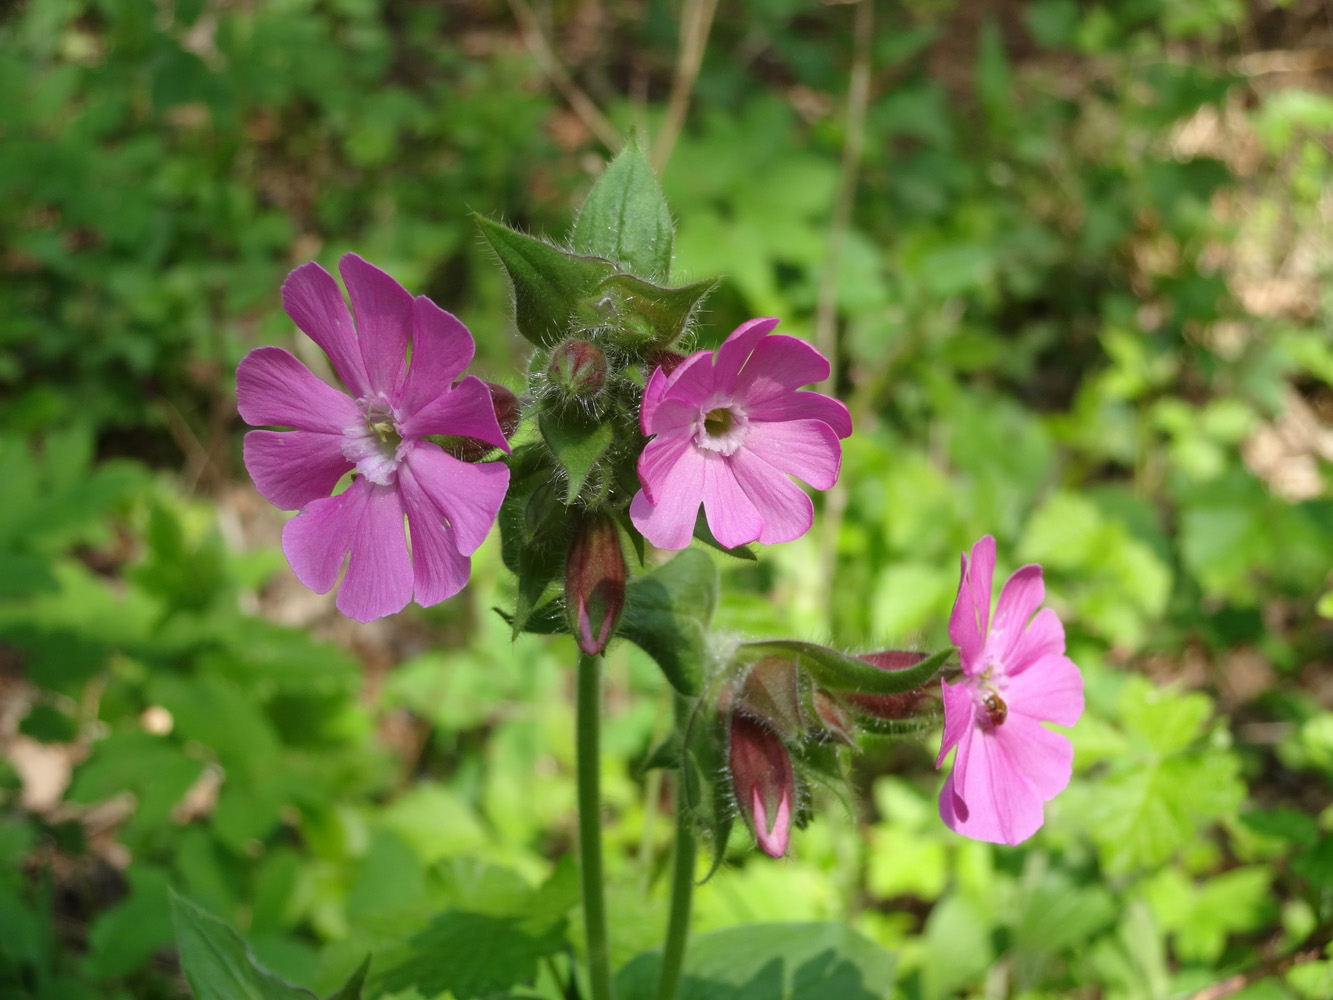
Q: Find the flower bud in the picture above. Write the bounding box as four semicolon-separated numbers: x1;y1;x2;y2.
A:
738;657;804;738
728;713;795;858
549;339;607;399
811;689;857;745
644;349;687;379
846;650;934;720
439;382;522;461
564;512;626;656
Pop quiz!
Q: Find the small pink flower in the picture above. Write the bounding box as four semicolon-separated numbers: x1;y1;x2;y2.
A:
237;254;510;623
937;535;1084;845
630;318;852;550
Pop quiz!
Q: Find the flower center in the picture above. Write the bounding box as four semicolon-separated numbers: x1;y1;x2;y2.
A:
694;401;749;456
979;691;1008;729
343;394;407;485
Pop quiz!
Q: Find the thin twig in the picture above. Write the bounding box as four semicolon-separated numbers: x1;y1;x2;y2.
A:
506;0;622;152
651;0;720;172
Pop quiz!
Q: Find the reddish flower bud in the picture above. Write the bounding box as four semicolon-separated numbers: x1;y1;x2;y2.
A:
549;339;607;398
728;713;795;858
845;650;934;720
738;657;804;738
811;689;857;745
564;512;626;656
644;349;687;379
440;382;522;461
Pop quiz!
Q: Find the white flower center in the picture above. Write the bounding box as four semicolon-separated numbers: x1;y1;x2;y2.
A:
693;399;749;456
342;393;409;485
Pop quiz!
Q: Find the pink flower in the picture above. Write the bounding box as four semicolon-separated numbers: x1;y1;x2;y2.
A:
237;254;511;623
936;535;1084;845
630;318;852;550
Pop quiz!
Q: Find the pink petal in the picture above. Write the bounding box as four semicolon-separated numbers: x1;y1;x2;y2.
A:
746;389;852;439
936;678;975;768
735;334;830;404
662;348;718;407
398;375;509;451
1006;607;1066;677
753;785;792;859
243;430;350;510
742;418;842;491
396;460;469;606
949;536;995;673
282;479;369;595
630;448;706;550
700;454;764;549
336;482;413;622
396;296;476;419
640;364;670;434
727;447;815;545
1005;653;1084;728
991;714;1074;804
281;262;370;397
400;443;509;556
637;430;694;505
340;254;414;399
644;396;698;439
714;317;780;397
944;723;1045;846
988;564;1045;667
236;347;359;433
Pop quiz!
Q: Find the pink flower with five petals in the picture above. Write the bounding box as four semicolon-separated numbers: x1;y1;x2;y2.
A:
630;318;852;550
936;535;1085;845
237;254;511;623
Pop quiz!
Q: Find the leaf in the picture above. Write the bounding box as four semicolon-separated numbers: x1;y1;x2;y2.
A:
691;510;757;561
741;641;951;695
538;411;614;502
615;922;896;1000
170;889;318;1000
596;273;717;349
572;136;674;278
372;910;566;1000
619;549;720;696
325;957;371;1000
475;215;615;347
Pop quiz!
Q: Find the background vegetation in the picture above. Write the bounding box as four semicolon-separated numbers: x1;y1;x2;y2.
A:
1;0;1331;997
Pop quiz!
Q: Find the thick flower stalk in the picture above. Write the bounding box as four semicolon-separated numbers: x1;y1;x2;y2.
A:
631;317;852;550
937;535;1085;845
237;253;511;623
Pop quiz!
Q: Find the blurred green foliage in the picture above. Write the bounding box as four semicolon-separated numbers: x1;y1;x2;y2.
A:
2;0;1331;998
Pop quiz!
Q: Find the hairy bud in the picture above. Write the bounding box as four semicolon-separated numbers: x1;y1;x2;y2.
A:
846;650;934;720
728;713;795;858
549;339;607;399
564;512;626;656
440;382;522;461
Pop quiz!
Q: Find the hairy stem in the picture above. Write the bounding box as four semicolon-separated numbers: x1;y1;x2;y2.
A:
577;651;614;1000
653;769;698;1000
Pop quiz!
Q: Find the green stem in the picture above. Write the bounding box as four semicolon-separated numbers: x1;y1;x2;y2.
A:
654;772;698;1000
577;651;614;1000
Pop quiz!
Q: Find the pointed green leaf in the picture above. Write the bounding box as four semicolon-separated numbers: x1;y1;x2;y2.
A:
598;273;718;349
741;642;952;695
619;549;719;695
170;889;316;1000
476;215;615;347
572;136;674;278
325;957;371;1000
538;412;614;502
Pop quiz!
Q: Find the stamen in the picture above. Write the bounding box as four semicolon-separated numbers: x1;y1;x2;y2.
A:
704;407;734;436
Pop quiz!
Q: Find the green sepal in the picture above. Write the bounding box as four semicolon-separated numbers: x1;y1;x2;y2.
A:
497;452;571;636
596;273;718;350
740;642;953;695
676;694;734;882
691;510;757;561
572;134;674;278
537;411;614;503
475;214;615;347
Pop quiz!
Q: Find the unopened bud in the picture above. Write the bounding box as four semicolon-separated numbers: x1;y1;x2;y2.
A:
811;690;857;745
644;349;687;379
440;382;522;461
728;713;795;858
549;339;607;398
739;657;804;738
564;512;626;656
846;650;933;720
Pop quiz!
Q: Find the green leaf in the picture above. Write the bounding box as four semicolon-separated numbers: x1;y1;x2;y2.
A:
170;889;318;1000
372;910;566;1000
741;641;952;695
619;549;720;696
596;273;717;349
325;957;371;1000
537;411;614;502
475;215;615;347
572;136;674;278
615;922;896;1000
691;510;757;561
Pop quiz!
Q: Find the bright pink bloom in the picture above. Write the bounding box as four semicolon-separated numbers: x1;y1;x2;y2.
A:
728;713;795;858
237;254;510;623
630;318;851;550
936;535;1084;845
